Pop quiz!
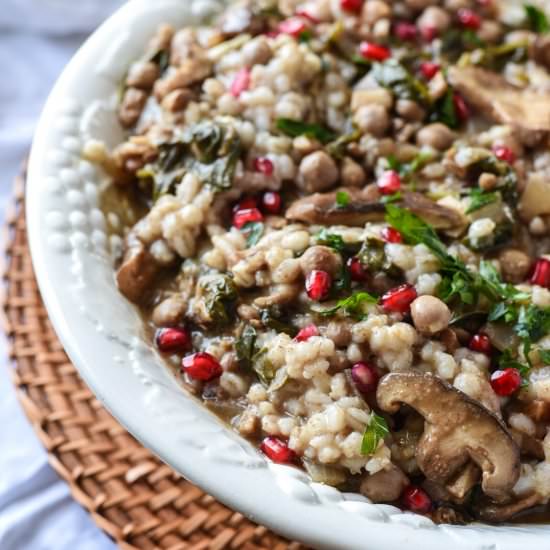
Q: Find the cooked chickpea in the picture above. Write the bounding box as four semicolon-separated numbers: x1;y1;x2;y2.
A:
298;151;339;192
498;249;532;284
410;295;451;334
396;99;426;122
416;123;456;151
353;104;390;137
299;245;343;277
417;6;451;34
341;157;366;187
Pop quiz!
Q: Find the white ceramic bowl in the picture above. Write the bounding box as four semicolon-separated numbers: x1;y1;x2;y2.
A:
27;1;550;548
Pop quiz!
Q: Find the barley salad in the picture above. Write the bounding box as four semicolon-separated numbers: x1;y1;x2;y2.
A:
86;0;550;524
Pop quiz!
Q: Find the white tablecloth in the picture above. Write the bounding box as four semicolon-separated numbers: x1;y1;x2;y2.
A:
0;2;124;548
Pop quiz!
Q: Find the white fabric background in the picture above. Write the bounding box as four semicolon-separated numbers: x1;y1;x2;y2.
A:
0;1;124;548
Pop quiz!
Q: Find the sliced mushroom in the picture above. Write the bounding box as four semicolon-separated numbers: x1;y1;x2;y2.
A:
286;188;463;229
377;372;520;501
116;237;160;304
359;464;409;502
448;66;550;145
474;492;543;523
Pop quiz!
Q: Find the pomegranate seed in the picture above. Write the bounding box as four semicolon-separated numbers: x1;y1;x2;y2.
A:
305;270;332;301
458;8;481;29
491;368;522;397
377;170;402;195
402;485;432;514
262;191;282;215
340;0;362;12
381;227;403;243
531;258;550;288
347;256;369;282
278;18;308;38
253;157;274;176
230;68;250;97
294;324;319;342
419;61;440;80
295;8;319;23
182;352;222;381
155;327;191;354
419;25;438;42
381;284;417;314
395;21;417;41
359;41;391;62
260;436;296;463
453;93;470;122
233;207;263;229
468;333;492;355
232;196;257;213
351;362;379;394
492;145;516;164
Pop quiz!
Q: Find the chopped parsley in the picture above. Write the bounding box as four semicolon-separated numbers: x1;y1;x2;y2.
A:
314;291;377;319
525;4;550;33
361;413;389;456
241;221;264;247
465;188;499;214
372;59;430;105
315;228;346;252
336;191;350;208
430;88;459;129
275;118;336;144
236;324;257;369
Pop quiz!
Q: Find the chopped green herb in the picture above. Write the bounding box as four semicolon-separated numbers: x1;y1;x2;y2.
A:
380;191;402;204
525;4;550;33
260;307;297;336
336;191;350;208
357;237;397;274
372;59;430;105
314;291;377;319
499;348;531;386
200;273;238;326
326;129;361;158
538;349;550;365
315;228;361;254
236;324;257;369
361;413;389;456
430;88;459;129
241;221;264;247
387;152;434;179
275;118;336;143
466;188;499;214
252;348;276;386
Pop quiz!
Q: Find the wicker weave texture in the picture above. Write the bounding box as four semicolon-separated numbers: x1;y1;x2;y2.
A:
2;175;304;550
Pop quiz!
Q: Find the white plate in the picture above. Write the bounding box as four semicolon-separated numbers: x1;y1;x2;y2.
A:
27;1;550;548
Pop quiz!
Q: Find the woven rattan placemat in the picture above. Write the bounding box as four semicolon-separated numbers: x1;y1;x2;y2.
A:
1;173;304;550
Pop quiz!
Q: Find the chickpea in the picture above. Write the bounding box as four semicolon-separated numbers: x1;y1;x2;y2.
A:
126;61;160;90
478;20;502;43
416;123;456;151
478;172;498;191
417;6;451;35
410;295;451;334
498;249;532;284
298;151;339;192
361;0;391;25
341;157;366;187
299;245;343;277
353;104;390;137
396;99;426;122
325;321;353;347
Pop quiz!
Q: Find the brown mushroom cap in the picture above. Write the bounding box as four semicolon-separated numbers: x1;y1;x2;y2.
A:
376;372;520;501
448;66;550;145
286;188;463;229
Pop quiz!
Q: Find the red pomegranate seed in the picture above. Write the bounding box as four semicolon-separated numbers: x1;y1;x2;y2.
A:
381;227;403;243
468;333;492;355
182;352;222;381
381;284;417;314
359;41;391;62
351;362;379;394
491;368;521;397
340;0;362;12
278;18;308;37
402;485;432;514
395;21;417;41
458;8;481;29
233;207;263;229
230;68;250;97
531;258;550;288
294;324;319;342
260;437;296;463
305;270;332;301
295;8;319;23
492;145;516;164
232;196;257;213
419;25;438;42
453;93;470;122
262;191;282;215
347;256;369;282
155;327;191;354
253;157;274;176
419;61;440;80
377;170;402;195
